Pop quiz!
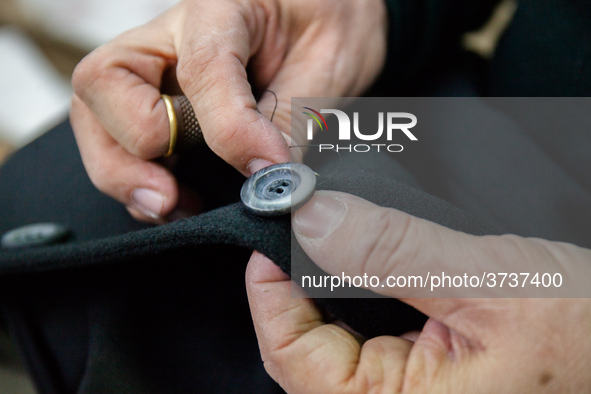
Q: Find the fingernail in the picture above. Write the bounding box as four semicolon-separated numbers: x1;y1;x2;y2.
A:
130;188;164;219
247;159;274;175
294;193;346;239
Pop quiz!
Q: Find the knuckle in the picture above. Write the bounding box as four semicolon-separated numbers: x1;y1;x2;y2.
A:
69;94;83;119
262;349;281;371
126;120;165;159
206;115;263;168
198;104;256;160
207;114;242;148
85;161;115;196
358;340;391;393
120;95;168;159
360;209;416;278
261;351;290;388
176;41;221;92
71;52;106;97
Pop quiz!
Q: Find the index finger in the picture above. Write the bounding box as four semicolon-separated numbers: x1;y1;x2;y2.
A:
73;0;290;173
176;0;290;175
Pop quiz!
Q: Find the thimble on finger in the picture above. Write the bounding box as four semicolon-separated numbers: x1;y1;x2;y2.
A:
161;94;204;156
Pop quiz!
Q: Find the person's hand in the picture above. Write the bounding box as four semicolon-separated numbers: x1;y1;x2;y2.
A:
246;191;591;393
70;0;387;223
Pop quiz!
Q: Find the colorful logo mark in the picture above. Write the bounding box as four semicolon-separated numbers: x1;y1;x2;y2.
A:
302;107;329;132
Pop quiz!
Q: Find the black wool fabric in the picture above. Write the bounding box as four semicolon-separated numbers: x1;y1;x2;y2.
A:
3;93;591;393
2;1;591;392
0;118;501;329
0;117;504;392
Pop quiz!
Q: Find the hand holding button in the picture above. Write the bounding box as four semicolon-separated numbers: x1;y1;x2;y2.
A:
246;191;591;393
69;0;388;223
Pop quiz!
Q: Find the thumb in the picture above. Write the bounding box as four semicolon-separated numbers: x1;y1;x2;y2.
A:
292;191;591;321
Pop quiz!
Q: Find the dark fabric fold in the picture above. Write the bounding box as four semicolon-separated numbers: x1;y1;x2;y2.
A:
0;118;503;392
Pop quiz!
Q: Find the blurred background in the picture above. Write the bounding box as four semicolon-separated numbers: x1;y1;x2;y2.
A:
0;0;179;166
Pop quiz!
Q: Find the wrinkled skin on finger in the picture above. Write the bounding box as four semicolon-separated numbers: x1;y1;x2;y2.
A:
70;0;387;222
246;192;591;393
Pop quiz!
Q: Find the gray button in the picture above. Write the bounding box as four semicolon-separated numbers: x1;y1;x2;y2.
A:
241;163;316;216
1;223;71;249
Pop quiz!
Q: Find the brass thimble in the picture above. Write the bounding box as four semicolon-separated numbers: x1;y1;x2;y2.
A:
161;94;204;156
